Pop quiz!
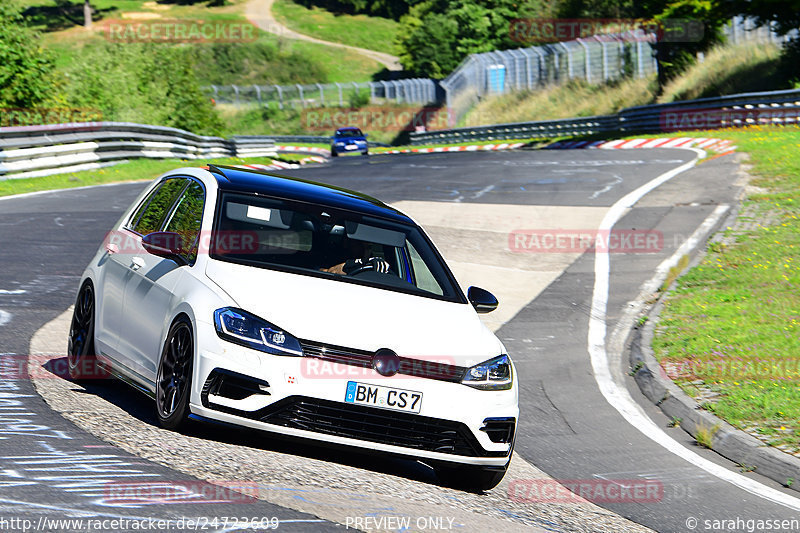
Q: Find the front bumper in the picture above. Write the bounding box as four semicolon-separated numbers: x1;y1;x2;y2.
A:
332;142;367;154
190;321;517;466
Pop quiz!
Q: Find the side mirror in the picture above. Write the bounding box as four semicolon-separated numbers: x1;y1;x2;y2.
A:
142;232;185;263
468;286;498;314
363;133;369;138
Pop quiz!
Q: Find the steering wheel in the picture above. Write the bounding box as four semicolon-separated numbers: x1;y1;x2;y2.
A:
348;257;390;276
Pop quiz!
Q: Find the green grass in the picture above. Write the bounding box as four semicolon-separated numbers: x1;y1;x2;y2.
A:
0;155;284;198
652;125;800;453
271;0;398;55
287;38;383;82
218;102;451;144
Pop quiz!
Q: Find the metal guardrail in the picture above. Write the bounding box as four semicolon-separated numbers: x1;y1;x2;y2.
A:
410;115;618;144
0;123;277;180
410;88;800;145
5;89;799;178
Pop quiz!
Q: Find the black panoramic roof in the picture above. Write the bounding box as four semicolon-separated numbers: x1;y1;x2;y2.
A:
207;165;411;223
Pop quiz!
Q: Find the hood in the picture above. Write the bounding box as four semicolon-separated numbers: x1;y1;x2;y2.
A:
205;259;503;365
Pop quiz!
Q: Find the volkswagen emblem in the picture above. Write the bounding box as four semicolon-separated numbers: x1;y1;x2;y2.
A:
372;348;400;377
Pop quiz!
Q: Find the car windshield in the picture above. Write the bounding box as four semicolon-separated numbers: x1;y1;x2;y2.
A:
211;192;463;302
336;129;363;138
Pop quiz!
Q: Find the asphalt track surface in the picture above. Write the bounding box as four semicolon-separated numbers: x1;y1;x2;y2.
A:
1;149;799;532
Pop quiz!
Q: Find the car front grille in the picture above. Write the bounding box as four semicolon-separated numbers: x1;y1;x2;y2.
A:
256;396;507;457
299;340;466;383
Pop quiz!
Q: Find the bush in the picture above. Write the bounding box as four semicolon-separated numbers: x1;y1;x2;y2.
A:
348;88;370;107
190;42;329;85
64;43;224;135
0;1;58;108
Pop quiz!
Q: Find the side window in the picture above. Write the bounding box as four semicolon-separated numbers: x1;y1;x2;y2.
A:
164;180;205;263
132;179;187;236
407;240;444;296
128;184;163;231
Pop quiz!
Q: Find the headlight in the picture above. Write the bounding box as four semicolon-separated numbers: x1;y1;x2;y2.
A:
214;307;303;356
462;355;512;390
335;141;345;146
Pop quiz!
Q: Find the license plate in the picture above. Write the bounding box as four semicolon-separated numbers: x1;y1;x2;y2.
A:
345;381;422;414
345;145;357;150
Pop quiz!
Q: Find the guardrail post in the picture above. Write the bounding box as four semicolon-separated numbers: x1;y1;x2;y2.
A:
533;47;545;86
577;38;591;83
211;85;219;102
636;40;644;78
316;83;324;105
232;85;240;105
520;49;532;89
253;85;261;105
275;85;283;109
598;37;609;81
335;82;343;106
557;42;572;79
297;84;304;108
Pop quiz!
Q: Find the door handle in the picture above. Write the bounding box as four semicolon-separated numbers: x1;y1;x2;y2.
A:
130;257;145;271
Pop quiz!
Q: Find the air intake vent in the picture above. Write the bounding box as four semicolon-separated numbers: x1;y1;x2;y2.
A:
480;417;516;444
201;369;269;407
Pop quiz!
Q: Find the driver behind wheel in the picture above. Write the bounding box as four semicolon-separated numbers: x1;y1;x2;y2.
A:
322;238;391;276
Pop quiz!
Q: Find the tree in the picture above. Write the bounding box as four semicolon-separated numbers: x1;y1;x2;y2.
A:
649;0;730;90
396;0;522;76
84;0;92;29
728;0;800;36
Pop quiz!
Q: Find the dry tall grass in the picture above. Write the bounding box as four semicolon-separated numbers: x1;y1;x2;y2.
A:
461;42;784;127
658;42;782;102
462;77;655;126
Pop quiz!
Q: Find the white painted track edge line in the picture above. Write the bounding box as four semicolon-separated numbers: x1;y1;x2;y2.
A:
588;148;800;511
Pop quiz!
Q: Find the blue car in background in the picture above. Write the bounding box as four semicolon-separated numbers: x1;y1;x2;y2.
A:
331;127;368;157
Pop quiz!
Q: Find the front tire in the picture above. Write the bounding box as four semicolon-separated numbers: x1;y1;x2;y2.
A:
67;281;97;381
156;317;193;430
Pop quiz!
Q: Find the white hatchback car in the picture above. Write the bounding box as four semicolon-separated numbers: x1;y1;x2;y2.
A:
68;165;518;490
